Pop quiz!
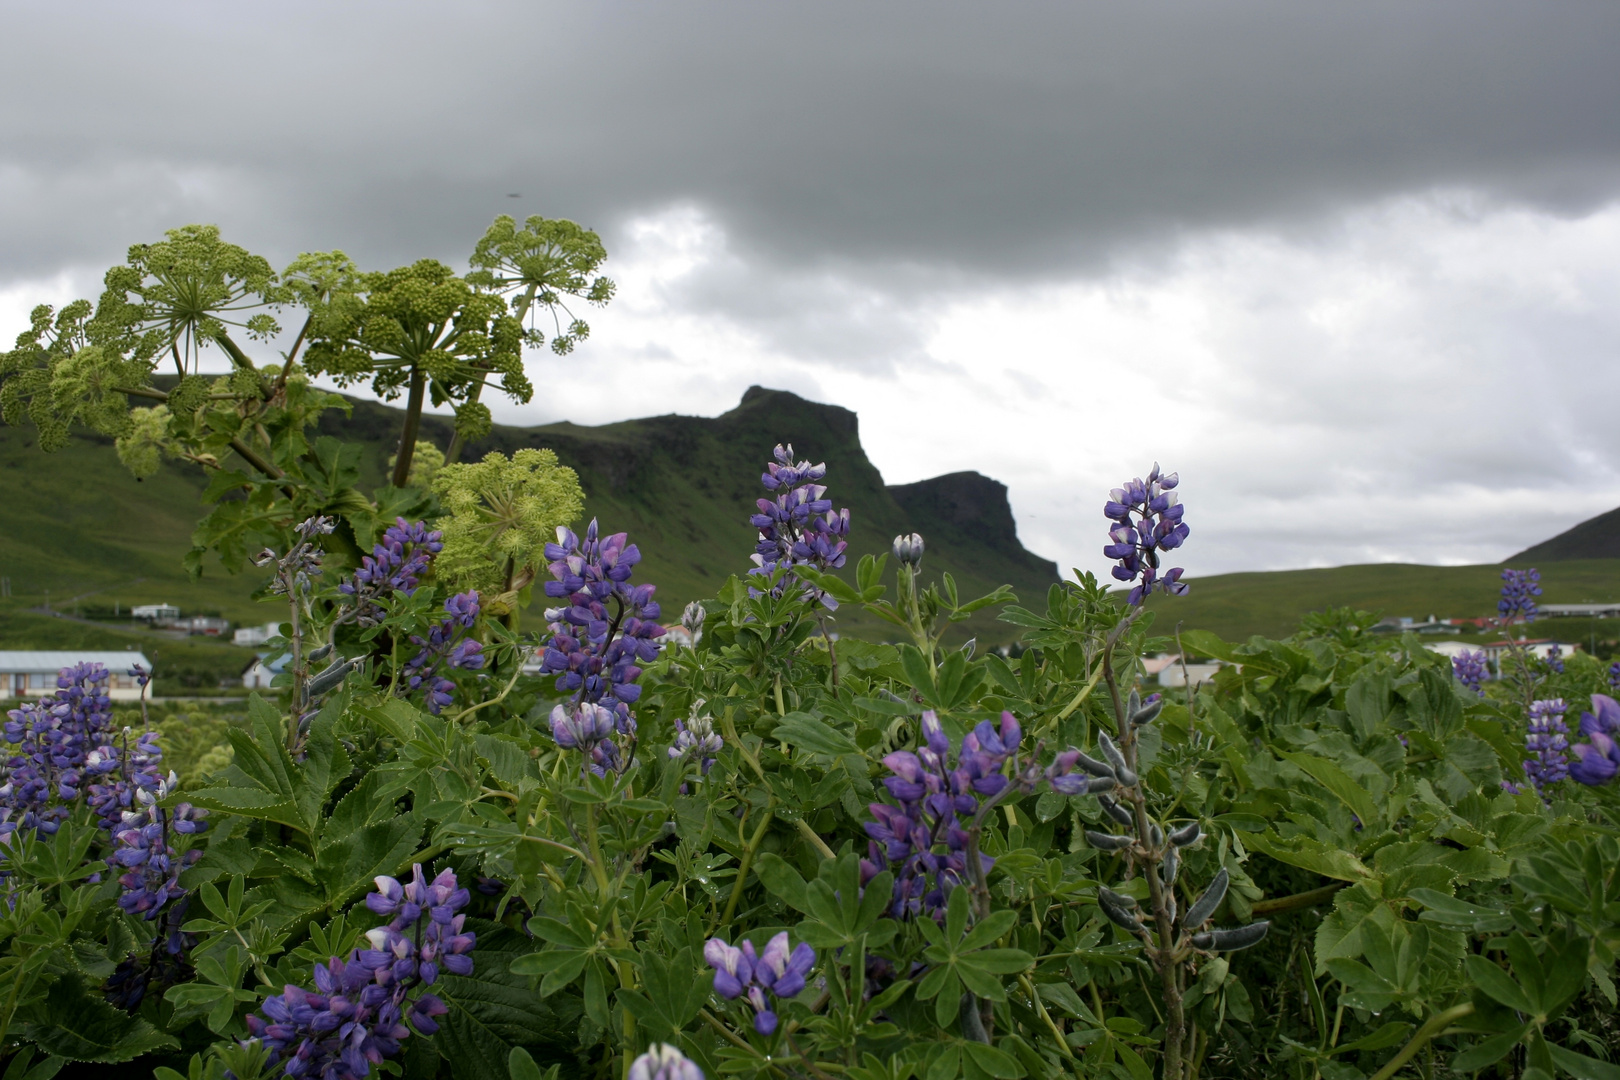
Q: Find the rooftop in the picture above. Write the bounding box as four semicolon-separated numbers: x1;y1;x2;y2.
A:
0;650;154;672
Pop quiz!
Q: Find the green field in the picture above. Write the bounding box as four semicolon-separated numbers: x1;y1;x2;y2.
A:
1143;559;1620;644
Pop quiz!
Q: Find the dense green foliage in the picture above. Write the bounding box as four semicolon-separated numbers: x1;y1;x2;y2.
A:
1;221;1617;1080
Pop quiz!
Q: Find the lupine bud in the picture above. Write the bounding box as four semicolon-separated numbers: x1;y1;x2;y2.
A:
1096;795;1134;827
1192;921;1270;952
1183;868;1228;929
1098;888;1143;932
1168;821;1201;847
892;533;925;568
681;600;706;633
1096;733;1138;787
1130;694;1164;727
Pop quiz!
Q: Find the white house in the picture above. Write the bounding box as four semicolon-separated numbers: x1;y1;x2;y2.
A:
131;603;180;622
242;653;290;689
1157;658;1223;689
1424;641;1481;660
0;650;154;700
233;622;282;647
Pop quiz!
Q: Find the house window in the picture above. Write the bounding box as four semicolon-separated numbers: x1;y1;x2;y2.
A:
28;673;52;689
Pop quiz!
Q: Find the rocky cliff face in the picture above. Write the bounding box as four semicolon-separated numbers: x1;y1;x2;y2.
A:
318;385;1057;632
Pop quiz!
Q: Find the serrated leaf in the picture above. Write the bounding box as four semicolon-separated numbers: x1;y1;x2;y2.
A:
20;974;178;1063
435;920;585;1080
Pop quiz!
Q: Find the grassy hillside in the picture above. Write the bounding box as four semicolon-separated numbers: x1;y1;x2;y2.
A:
1142;559;1620;643
1510;504;1620;562
0;386;1060;647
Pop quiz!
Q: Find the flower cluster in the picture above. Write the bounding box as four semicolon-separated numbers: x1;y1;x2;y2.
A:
1569;693;1620;787
1504;699;1570;799
258;516;337;597
1609;661;1620;692
1103;463;1189;606
111;779;208;920
1545;644;1565;675
341;518;444;627
539;519;665;733
87;727;165;831
248;865;474;1079
861;711;1094;921
1452;650;1489;696
630;1044;704;1080
705;932;816;1035
1498;567;1541;623
550;701;622;775
669;705;724;778
400;591;486;714
2;663;130;840
748;444;851;609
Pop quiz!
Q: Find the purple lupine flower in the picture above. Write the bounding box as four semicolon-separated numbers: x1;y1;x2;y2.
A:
539;519;666;747
1498;568;1541;624
629;1045;705;1080
250;865;473;1076
2;663;129;841
1545;644;1565;675
1103;463;1189;606
1569;693;1620;786
340;518;444;627
549;702;617;755
1517;699;1570;798
748;444;851;610
399;591;486;715
262;516;336;599
669;707;723;776
112;777;207;920
1452;650;1489;696
861;710;1090;922
705;933;815;1036
1608;661;1620;692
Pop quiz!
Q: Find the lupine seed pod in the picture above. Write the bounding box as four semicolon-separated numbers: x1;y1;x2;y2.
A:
1085;775;1118;794
1202;921;1271;952
1130;697;1164;727
1160;846;1180;888
1073;750;1117;779
1096;733;1139;787
1126;690;1141;719
308;642;334;663
1190;931;1214;949
1169;821;1201;847
1164;894;1177;925
1097;794;1134;827
306;657;358;698
1150;823;1164;847
1086;830;1134;851
1183;868;1229;929
1098;888;1143;932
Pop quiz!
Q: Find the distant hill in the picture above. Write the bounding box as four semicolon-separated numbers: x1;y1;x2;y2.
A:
0;386;1058;643
1141;559;1620;642
1509;506;1620;562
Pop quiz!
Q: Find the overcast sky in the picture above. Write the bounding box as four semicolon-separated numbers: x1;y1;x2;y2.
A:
4;1;1620;581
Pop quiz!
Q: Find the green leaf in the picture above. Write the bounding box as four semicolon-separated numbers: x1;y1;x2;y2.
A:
509;1047;546;1080
1247;831;1373;883
963;1042;1024;1079
1548;1045;1620;1080
1449;1025;1529;1073
20;974;178;1063
435;920;584;1080
1464;955;1533;1015
1278;750;1381;828
753;853;811;913
773;711;859;758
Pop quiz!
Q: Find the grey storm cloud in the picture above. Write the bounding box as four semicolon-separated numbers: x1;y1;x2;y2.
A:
2;1;1619;284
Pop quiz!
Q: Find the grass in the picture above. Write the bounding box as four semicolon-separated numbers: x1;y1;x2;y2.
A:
1142;560;1620;644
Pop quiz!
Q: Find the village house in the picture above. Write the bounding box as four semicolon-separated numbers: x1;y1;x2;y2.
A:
241;653;289;690
0;650;154;700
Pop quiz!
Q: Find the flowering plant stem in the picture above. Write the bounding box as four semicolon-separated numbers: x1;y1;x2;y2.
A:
1365;1003;1475;1080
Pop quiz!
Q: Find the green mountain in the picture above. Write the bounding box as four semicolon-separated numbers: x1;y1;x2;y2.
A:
1509;505;1620;562
0;386;1059;649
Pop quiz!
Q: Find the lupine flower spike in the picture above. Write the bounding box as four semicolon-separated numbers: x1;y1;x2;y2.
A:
1569;693;1620;786
1452;650;1488;696
1103;463;1189;606
749;444;851;608
248;865;474;1077
705;932;815;1035
1498;568;1541;624
630;1045;705;1080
